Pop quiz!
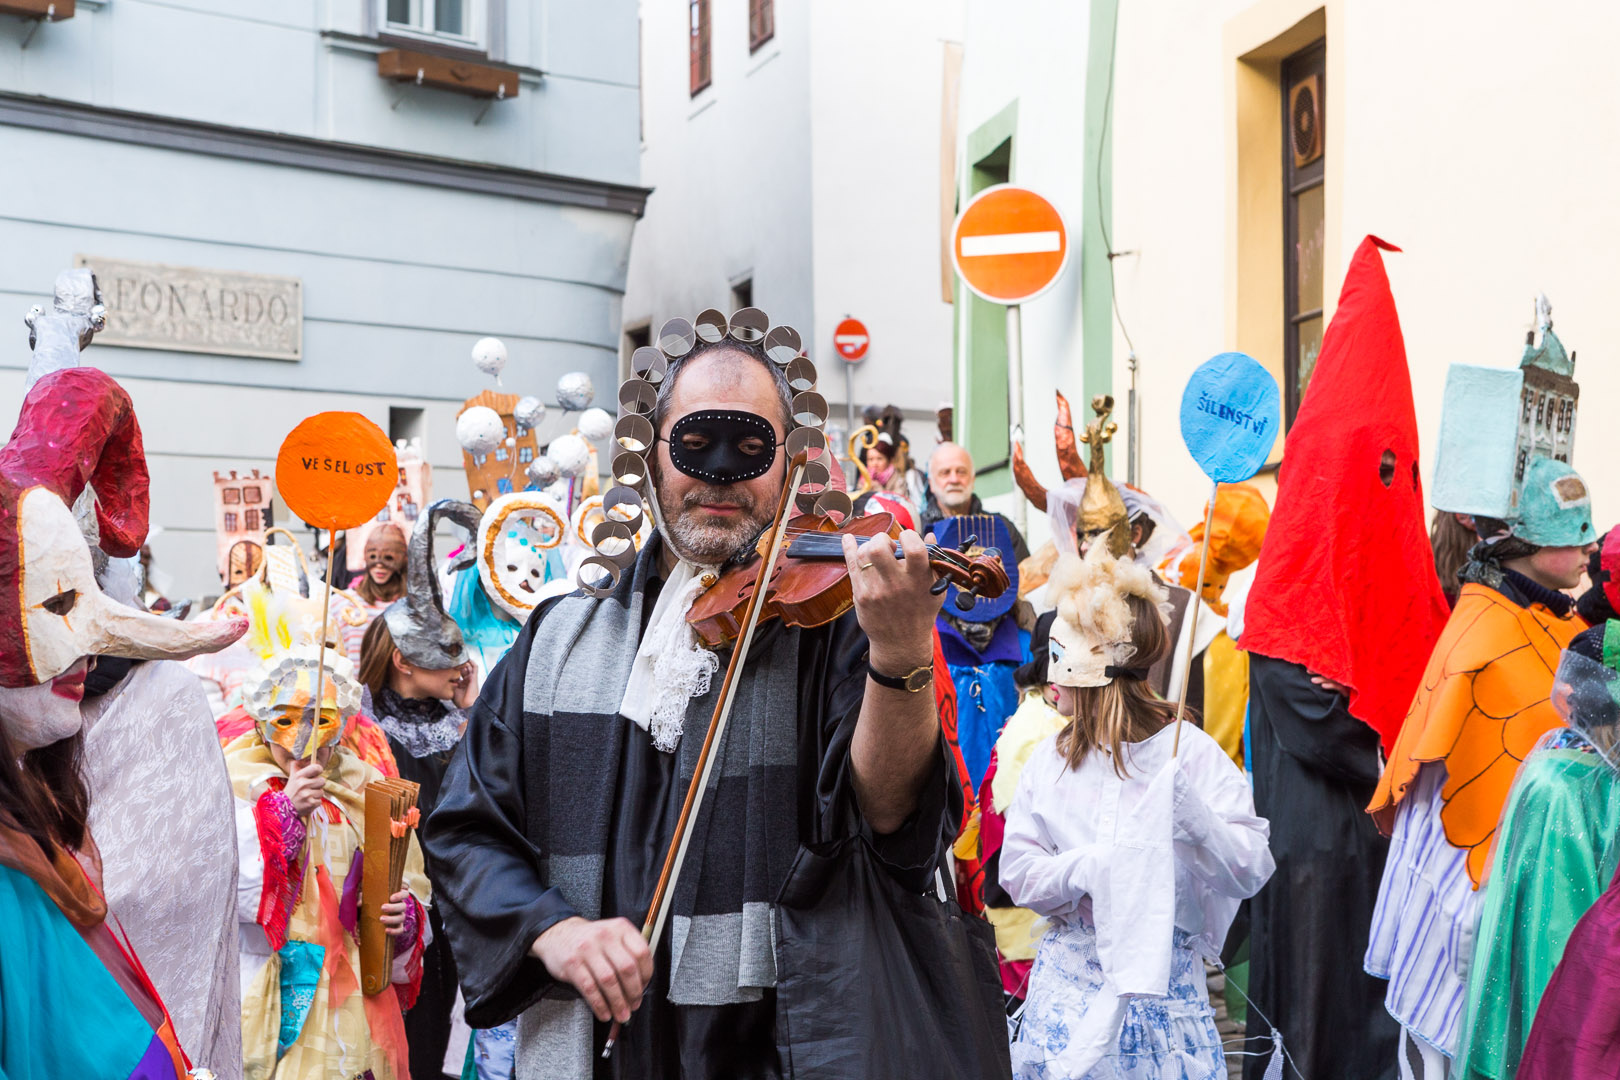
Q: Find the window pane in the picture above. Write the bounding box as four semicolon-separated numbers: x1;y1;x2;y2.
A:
387;0;412;25
1295;183;1324;313
1296;316;1324;404
435;0;465;36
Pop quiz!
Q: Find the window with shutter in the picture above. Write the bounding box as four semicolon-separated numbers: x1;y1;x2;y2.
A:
690;0;711;96
749;0;774;52
1282;40;1326;424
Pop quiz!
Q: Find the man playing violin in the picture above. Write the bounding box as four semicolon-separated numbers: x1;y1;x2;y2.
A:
425;325;1006;1079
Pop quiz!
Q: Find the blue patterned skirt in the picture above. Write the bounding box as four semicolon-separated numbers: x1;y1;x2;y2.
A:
1011;918;1225;1080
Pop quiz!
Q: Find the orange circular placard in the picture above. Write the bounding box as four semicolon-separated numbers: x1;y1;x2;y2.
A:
952;184;1069;304
275;412;398;531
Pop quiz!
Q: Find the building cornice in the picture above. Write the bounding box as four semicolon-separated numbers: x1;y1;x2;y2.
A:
0;92;651;218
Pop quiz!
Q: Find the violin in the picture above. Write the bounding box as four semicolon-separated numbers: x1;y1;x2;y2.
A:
686;510;1013;647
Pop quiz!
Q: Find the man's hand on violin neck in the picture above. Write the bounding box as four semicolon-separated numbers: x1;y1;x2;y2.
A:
531;916;652;1025
841;529;944;671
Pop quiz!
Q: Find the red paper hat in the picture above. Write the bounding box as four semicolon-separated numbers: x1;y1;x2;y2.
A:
0;367;245;687
1241;237;1452;751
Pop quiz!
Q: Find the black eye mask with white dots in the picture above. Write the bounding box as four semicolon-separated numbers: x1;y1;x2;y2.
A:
666;410;779;484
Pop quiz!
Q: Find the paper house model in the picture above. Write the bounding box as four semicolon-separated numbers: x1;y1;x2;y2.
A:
213;468;275;584
459;389;542;512
1431;295;1580;521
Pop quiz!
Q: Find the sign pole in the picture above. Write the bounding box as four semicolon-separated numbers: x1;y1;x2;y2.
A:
1171;482;1218;757
845;362;855;452
1006;302;1027;539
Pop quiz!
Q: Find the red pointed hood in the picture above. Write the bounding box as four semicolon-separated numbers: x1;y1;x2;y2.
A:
1241;236;1451;751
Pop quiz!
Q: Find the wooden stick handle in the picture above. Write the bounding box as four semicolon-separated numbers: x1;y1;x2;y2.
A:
1172;484;1218;757
604;454;810;1059
310;528;337;758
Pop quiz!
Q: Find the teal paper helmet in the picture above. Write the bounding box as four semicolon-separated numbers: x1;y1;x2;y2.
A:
1516;457;1594;548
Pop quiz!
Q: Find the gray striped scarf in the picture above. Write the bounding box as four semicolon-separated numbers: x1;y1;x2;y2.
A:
514;542;801;1079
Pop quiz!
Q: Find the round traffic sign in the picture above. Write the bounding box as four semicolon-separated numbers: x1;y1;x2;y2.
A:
833;317;869;363
951;185;1069;304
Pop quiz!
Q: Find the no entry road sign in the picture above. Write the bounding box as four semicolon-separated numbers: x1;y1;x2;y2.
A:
833;317;869;363
951;185;1069;304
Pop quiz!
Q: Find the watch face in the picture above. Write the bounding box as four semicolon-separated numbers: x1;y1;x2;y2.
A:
905;666;932;692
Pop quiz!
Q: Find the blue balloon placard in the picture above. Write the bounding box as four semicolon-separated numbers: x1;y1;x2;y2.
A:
1179;352;1280;483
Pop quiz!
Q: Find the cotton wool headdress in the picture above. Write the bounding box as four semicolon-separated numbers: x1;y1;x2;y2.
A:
1045;540;1169;688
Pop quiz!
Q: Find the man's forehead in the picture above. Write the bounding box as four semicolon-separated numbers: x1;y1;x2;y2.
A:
664;352;783;434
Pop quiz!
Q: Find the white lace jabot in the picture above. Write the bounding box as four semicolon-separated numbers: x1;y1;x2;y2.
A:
619;559;720;752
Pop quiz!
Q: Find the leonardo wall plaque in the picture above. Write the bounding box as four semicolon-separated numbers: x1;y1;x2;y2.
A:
75;254;303;360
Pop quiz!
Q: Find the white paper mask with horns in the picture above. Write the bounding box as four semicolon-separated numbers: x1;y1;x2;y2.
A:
0;368;247;749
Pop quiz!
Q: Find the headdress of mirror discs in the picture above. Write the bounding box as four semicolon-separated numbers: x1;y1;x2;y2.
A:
579;307;853;596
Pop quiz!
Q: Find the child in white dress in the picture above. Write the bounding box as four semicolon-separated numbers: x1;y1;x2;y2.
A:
1001;542;1274;1079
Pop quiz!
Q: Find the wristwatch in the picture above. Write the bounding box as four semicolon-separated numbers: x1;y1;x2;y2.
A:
867;661;934;693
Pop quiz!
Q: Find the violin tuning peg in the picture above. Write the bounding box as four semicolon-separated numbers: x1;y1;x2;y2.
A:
953;590;977;613
930;578;950;596
961;534;978;549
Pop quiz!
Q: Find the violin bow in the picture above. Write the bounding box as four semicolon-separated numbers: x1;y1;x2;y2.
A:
602;451;811;1059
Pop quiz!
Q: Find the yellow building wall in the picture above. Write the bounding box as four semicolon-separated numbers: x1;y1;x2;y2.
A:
1109;0;1620;535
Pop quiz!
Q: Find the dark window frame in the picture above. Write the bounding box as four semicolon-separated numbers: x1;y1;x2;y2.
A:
749;0;774;53
690;0;712;97
1282;39;1326;425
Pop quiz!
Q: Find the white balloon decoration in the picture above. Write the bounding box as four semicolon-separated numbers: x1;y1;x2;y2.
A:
547;433;591;477
526;456;561;487
513;395;546;430
456;406;507;455
472;337;508;382
556;371;595;410
578;407;613;442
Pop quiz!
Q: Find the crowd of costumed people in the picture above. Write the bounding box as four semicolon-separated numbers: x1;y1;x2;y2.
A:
4;249;1619;1080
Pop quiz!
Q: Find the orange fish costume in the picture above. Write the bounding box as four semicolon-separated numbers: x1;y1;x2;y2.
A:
1369;584;1584;886
1363;294;1595;1066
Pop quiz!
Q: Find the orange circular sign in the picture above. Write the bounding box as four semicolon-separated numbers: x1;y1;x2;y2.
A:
275;412;398;531
951;185;1069;304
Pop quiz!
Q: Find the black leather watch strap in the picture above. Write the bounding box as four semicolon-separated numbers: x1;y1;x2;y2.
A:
867;661;933;693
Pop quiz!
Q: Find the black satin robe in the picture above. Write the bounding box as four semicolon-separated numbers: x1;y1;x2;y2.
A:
1243;653;1398;1080
424;584;960;1080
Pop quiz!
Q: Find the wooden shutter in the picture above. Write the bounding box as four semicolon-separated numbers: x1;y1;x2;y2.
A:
749;0;774;52
690;0;711;95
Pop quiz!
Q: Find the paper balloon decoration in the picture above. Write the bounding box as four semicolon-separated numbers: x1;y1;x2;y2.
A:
1179;352;1280;484
578;407;613;442
547;433;591;477
472;337;508;381
276;413;399;531
513;395;546;430
556;371;595;410
526;455;561;487
457;406;507;456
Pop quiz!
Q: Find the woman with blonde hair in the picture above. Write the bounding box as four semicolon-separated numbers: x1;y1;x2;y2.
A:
1001;542;1274;1079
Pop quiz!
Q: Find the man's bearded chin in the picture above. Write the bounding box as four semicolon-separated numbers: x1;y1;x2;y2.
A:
939;487;973;513
654;478;775;565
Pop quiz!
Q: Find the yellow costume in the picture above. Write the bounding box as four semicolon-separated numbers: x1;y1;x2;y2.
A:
230;736;430;1080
